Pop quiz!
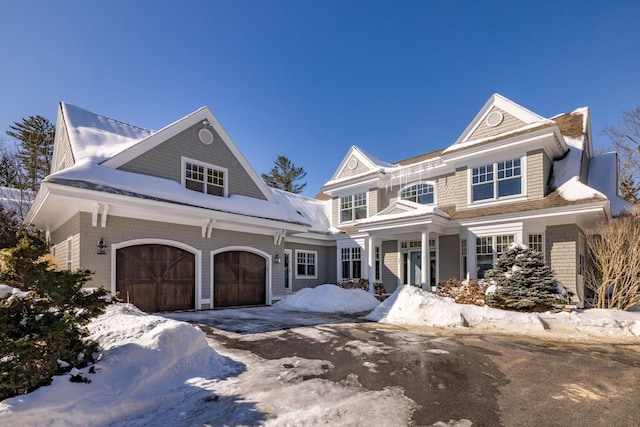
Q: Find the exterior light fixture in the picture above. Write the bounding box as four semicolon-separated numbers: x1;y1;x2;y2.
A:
274;253;281;264
97;238;107;255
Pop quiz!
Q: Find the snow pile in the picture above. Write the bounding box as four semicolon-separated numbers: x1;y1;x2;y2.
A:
0;303;238;426
366;285;640;339
366;285;545;331
275;283;380;313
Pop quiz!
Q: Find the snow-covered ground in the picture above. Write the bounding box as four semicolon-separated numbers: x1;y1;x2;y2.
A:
274;283;380;313
1;284;639;426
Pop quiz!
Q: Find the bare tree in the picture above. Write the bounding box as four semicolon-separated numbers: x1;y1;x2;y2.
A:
584;206;640;310
603;106;640;203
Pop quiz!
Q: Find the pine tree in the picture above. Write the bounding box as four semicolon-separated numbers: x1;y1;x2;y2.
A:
6;116;54;191
0;227;110;400
261;155;307;194
484;244;559;311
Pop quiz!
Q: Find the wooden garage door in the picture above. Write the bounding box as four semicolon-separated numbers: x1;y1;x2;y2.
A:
116;244;195;313
214;251;266;307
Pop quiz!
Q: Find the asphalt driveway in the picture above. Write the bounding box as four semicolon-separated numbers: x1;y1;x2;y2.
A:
165;307;640;426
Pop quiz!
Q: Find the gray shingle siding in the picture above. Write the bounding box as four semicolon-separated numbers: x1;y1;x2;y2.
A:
118;123;267;200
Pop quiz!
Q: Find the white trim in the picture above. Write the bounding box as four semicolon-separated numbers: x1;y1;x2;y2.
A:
467;155;527;205
111;239;203;309
181;156;229;197
398;181;437;206
338;191;369;224
329;146;380;182
211;246;272;307
294;249;318;279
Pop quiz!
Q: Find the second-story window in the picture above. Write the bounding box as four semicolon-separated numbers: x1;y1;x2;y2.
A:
183;158;227;197
471;158;521;202
400;182;435;204
340;192;367;222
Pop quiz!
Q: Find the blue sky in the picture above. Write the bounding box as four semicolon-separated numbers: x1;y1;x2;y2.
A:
1;1;639;196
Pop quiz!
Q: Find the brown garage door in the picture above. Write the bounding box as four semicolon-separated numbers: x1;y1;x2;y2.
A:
116;244;195;313
214;251;266;307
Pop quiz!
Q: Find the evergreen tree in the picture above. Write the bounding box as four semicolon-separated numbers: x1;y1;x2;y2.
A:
6;116;54;191
0;227;110;400
484;244;559;311
261;155;307;194
0;152;19;187
0;204;19;249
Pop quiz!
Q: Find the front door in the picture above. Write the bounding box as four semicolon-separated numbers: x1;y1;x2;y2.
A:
403;250;422;286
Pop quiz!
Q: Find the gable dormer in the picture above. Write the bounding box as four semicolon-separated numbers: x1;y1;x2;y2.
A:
452;93;546;147
326;145;394;183
102;107;276;202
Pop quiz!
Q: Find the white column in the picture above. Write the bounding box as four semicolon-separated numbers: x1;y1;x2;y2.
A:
421;230;429;291
367;236;376;294
467;229;477;280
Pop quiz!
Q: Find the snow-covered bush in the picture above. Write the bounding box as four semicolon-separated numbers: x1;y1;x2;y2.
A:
484;244;559;312
0;228;110;400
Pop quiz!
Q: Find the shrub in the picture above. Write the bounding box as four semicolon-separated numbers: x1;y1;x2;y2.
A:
484;244;559;312
0;227;110;401
584;210;640;310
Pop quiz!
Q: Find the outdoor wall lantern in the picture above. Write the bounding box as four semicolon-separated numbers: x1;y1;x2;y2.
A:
97;238;107;255
274;253;281;264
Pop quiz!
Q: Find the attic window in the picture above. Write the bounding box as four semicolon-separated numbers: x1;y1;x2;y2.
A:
182;157;227;197
486;111;504;127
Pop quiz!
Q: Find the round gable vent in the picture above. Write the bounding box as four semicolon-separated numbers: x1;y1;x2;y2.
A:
198;128;214;145
486;111;504;127
347;157;358;170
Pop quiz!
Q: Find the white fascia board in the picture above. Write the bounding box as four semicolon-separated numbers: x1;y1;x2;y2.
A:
443;128;565;166
455;202;607;228
37;183;309;235
355;215;450;234
285;234;334;246
321;175;380;197
328;146;380;182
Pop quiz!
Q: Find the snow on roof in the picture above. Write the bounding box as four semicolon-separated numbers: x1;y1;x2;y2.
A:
356;201;450;225
46;161;315;227
61;103;154;162
549;108;610;204
270;188;331;233
355;146;396;169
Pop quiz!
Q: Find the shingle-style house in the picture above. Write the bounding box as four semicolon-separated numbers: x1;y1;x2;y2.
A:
26;94;626;311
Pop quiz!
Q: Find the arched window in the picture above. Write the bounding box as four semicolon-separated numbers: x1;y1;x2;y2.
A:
400;182;435;205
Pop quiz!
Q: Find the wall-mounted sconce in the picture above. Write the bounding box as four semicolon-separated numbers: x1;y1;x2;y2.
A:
274;253;281;264
97;238;107;255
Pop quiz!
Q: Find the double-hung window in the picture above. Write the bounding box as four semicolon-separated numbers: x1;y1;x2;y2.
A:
184;158;227;197
471;158;521;202
400;183;435;205
296;250;317;279
476;234;515;278
340;193;367;222
341;247;362;280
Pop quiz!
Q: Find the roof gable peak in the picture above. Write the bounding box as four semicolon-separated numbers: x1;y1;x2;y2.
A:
452;93;547;147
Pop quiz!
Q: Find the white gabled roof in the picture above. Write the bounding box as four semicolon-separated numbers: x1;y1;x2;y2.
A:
61;103;154;162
